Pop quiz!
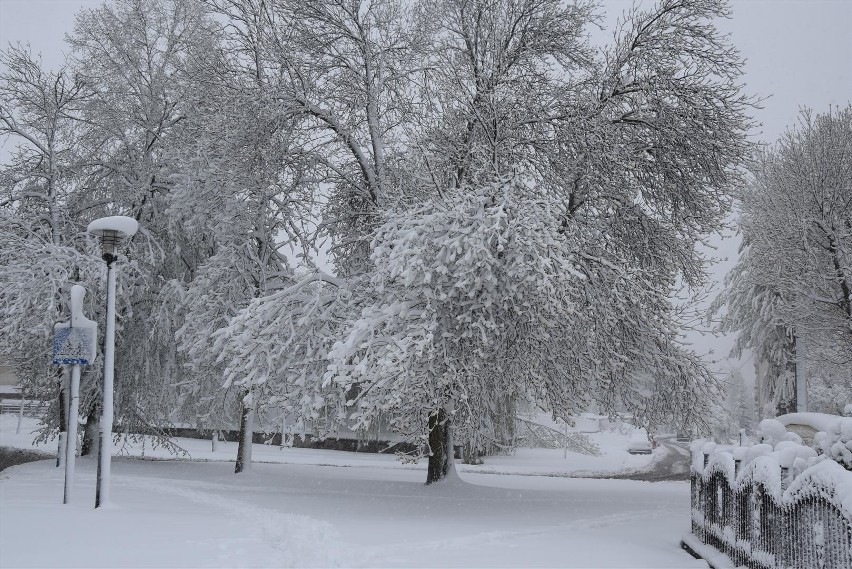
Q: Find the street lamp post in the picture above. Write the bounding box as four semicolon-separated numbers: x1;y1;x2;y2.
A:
87;216;138;509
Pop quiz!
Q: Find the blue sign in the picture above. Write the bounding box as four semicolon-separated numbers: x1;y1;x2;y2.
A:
52;325;97;365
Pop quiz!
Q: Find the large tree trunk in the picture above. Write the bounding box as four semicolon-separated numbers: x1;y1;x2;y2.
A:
234;394;254;474
80;406;99;457
426;408;454;484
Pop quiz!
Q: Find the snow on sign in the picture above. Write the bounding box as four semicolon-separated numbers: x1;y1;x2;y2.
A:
53;323;97;365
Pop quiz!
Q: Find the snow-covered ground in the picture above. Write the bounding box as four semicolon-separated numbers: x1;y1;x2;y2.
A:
1;416;705;567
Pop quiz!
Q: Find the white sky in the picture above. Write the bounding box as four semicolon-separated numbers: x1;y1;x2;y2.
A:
1;0;850;381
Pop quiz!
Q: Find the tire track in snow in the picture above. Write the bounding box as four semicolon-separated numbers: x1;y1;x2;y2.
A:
124;475;346;567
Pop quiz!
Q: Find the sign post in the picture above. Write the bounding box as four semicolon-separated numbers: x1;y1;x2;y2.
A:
53;285;97;505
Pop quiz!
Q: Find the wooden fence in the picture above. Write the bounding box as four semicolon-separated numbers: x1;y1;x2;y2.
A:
690;452;852;568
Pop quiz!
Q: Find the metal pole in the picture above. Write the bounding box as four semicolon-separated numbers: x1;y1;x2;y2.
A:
795;334;807;413
64;364;80;504
56;370;69;467
95;256;117;508
16;385;26;435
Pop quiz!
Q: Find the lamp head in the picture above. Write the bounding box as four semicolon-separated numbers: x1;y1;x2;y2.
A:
87;216;139;262
99;229;120;255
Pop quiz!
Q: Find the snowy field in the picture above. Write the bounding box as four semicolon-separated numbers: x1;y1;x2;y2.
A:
1;416;705;568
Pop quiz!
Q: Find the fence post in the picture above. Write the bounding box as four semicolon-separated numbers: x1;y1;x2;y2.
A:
733;460;742;565
691;474;699;537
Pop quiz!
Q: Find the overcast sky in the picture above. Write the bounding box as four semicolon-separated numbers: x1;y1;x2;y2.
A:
2;0;849;144
1;0;850;380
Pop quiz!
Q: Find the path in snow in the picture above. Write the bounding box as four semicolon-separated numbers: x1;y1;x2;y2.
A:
609;439;691;482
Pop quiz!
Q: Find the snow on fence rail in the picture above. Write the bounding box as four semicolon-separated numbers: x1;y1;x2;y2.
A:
0;399;46;417
688;423;852;568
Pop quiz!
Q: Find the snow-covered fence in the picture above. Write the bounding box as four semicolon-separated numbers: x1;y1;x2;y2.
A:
0;398;45;417
689;445;852;568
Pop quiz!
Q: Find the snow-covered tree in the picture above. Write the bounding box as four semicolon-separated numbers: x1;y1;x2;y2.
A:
715;107;852;414
167;89;312;471
0;45;88;248
207;0;424;274
200;0;430;470
213;270;353;445
700;368;755;442
215;0;754;484
0;0;227;451
325;178;723;481
411;0;596;193
2;0;754;484
62;0;226;444
0;43;103;444
726;368;755;433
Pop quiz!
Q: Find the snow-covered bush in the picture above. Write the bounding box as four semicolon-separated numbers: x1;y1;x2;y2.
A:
693;415;851;482
757;418;802;446
814;418;852;470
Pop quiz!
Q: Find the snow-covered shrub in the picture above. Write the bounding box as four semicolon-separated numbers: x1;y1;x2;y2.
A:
744;443;773;466
757;418;801;446
695;416;852;480
814;418;852;470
